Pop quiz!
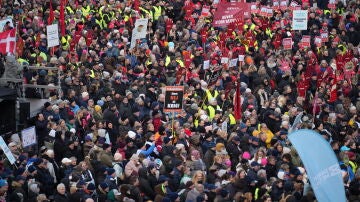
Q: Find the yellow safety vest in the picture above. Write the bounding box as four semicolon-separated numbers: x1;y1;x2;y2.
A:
17;58;29;65
205;89;219;102
349;161;358;173
81;5;91;17
153;6;162;21
229;114;236;125
165;55;171;66
208;105;221;121
66;6;74;15
140;7;153;20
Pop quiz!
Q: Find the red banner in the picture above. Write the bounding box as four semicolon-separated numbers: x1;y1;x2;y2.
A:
212;2;251;27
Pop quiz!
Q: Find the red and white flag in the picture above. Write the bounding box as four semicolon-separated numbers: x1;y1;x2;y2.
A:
0;29;16;54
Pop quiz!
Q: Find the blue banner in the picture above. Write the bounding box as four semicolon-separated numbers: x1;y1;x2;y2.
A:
288;129;346;202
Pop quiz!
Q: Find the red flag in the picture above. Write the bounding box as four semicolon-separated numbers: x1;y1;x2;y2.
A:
59;0;66;36
133;0;140;12
0;29;16;54
16;37;24;57
329;77;337;103
234;81;242;120
48;1;55;25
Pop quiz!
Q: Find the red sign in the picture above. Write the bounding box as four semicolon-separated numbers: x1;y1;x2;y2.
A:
320;31;328;42
299;35;311;48
201;5;211;17
282;38;292;50
213;2;251;27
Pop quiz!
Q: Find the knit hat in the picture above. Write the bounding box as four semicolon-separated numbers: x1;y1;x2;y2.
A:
100;182;108;190
107;168;115;175
76;180;86;188
102;143;111;150
87;183;96;191
163;136;171;144
215;143;225;151
27;165;36;173
114;153;123;161
94;105;102;112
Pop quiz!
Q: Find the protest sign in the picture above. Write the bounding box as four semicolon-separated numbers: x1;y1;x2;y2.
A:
213;2;251;27
292;10;308;30
208;67;223;86
130;18;148;49
21;126;37;148
0;136;16;165
299;35;311;48
164;86;184;113
283;38;293;50
321;31;329;43
46;24;59;48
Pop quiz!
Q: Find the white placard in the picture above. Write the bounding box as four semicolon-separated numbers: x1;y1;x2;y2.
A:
21;126;37;148
0;136;16;165
221;121;228;133
292;10;308;30
130;18;149;49
238;55;245;62
0;17;14;32
229;58;238;67
221;57;229;64
203;60;210;70
46;24;59;48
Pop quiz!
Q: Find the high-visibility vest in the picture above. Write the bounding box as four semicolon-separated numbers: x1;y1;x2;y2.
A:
153;6;162;20
176;59;184;67
66;6;74;15
165;55;171;66
229;114;236;125
95;19;104;29
205;89;219;102
81;5;91;16
17;58;29;65
349;161;358;173
208;105;221;121
140;7;152;19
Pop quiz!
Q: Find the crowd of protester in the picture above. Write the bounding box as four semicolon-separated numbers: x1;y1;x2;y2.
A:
0;0;360;201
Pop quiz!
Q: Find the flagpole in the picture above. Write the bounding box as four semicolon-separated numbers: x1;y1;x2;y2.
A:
14;22;18;57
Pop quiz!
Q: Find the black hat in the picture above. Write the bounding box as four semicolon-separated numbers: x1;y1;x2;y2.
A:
173;159;183;167
44;102;51;108
102;143;111;150
108;102;116;108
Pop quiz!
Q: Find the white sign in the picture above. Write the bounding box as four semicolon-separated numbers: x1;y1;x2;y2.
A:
130;18;149;49
203;60;210;70
0;17;14;32
238;55;245;62
221;57;229;64
0;136;16;165
292;10;308;30
21;126;37;148
46;24;59;48
229;58;238;67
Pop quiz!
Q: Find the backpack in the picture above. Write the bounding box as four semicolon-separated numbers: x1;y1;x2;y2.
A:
279;193;291;202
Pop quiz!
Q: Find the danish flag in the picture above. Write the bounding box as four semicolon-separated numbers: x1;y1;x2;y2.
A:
0;29;16;54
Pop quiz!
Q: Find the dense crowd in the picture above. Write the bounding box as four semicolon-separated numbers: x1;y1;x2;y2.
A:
0;0;360;201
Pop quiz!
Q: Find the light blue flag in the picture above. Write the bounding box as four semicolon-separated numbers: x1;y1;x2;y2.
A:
288;129;346;202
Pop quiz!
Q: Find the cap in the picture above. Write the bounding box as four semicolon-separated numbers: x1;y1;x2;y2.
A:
233;136;241;142
163;136;171;144
76;180;86;188
250;161;260;167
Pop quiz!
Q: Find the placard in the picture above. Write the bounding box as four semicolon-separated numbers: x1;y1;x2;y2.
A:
221;57;229;64
299;35;311;48
130;18;149;49
283;38;293;50
201;5;211;17
21;126;37;148
212;2;251;27
46;24;59;48
164;86;184;113
315;36;322;47
203;60;210;70
238;55;245;62
0;136;16;165
320;31;328;42
208;67;223;86
292;10;308;30
280;0;288;10
229;58;238;67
